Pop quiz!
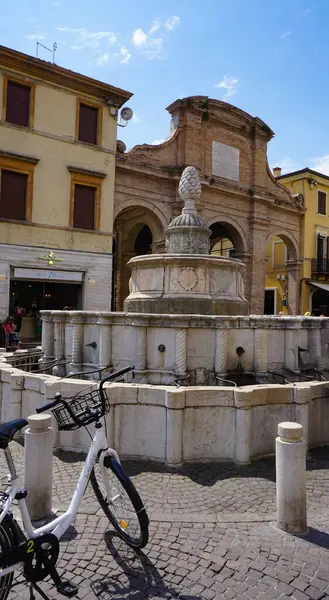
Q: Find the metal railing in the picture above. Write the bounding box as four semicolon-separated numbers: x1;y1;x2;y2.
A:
311;258;329;276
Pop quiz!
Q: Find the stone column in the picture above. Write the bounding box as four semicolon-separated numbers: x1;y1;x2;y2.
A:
254;329;268;374
214;328;228;376
41;313;54;363
308;325;322;366
175;328;187;375
284;326;299;371
134;322;147;381
24;414;53;521
98;316;112;369
286;260;302;316
276;422;307;534
69;314;84;373
53;313;66;376
165;389;185;466
235;408;252;464
166;409;183;466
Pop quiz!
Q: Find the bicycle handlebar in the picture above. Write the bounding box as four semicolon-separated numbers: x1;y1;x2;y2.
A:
36;366;135;414
99;365;134;391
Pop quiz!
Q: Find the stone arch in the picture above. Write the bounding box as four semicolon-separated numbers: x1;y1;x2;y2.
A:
113;199;168;241
264;230;300;316
113;205;166;310
264;230;299;262
208;217;248;255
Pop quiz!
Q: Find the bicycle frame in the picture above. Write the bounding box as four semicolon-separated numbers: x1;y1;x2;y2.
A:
0;420;120;578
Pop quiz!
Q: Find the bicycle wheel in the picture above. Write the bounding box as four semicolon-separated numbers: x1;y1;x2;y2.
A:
90;457;149;549
0;517;18;600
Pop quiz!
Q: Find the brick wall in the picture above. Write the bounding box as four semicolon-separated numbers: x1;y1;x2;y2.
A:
114;96;304;314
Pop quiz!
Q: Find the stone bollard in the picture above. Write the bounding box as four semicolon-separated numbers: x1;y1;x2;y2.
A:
276;422;307;534
24;414;53;521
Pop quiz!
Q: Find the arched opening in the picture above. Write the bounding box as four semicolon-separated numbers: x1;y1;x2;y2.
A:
311;288;329;316
264;232;298;314
113;206;165;311
209;221;245;257
134;225;153;255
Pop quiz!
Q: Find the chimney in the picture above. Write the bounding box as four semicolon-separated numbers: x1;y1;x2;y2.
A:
273;167;282;178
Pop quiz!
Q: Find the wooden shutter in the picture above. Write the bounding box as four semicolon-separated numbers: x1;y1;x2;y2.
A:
78;104;98;145
0;170;28;220
73;184;95;230
6;80;30;127
317;235;324;260
318;191;326;215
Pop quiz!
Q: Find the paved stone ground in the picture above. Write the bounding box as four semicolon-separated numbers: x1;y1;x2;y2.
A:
2;443;329;599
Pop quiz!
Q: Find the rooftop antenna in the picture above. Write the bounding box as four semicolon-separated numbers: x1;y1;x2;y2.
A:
36;42;57;64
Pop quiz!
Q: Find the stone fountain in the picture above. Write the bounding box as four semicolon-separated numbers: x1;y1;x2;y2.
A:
124;167;248;315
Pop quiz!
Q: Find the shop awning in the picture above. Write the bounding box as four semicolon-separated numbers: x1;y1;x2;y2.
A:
308;281;329;292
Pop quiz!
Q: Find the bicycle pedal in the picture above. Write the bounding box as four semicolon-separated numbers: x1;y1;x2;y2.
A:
56;581;79;597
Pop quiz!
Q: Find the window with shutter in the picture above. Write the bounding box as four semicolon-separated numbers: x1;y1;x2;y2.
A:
317;191;327;215
0;170;28;221
73;184;96;230
6;80;31;127
78;103;99;145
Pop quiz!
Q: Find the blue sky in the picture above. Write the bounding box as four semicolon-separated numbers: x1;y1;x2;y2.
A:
1;1;329;174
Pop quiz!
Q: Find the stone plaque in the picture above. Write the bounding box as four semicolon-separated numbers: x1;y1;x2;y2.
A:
212;141;240;182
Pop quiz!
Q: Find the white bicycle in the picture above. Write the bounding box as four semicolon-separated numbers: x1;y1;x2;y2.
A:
0;366;149;600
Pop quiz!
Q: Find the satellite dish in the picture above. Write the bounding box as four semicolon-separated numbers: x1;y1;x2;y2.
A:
117;140;126;153
120;107;133;122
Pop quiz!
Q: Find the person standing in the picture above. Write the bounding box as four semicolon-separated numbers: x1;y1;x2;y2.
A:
13;304;23;333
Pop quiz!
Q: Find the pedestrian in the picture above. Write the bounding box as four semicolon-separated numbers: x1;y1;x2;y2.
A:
13;304;23;333
3;317;21;348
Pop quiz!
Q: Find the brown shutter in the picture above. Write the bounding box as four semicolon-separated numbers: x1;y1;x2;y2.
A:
0;170;28;220
6;80;30;127
73;184;95;230
78;104;98;145
318;191;327;215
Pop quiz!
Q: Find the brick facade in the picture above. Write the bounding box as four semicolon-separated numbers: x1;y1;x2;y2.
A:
114;96;304;314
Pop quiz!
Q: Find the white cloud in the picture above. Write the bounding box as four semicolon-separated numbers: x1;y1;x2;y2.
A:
26;33;46;40
151;138;165;145
150;18;161;35
131;113;140;124
165;15;180;31
312;155;329;175
275;157;297;174
281;30;292;39
145;37;164;60
95;52;109;66
215;76;239;99
132;28;147;47
57;27;116;50
297;8;312;17
117;46;131;63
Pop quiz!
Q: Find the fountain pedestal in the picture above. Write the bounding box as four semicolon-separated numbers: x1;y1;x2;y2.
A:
124;166;248;315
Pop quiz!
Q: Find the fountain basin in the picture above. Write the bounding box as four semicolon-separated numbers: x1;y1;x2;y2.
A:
124;254;248;315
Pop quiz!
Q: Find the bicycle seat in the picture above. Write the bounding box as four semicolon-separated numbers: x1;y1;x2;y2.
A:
0;419;28;448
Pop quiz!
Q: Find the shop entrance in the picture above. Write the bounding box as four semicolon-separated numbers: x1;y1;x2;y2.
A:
10;280;83;314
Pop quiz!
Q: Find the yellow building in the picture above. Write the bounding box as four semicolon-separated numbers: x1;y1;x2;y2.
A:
265;166;329;315
0;45;131;325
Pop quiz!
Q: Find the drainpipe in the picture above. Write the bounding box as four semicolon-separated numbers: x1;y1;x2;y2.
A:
299;278;311;315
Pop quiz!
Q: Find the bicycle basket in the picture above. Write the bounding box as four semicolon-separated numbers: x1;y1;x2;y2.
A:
52;387;110;431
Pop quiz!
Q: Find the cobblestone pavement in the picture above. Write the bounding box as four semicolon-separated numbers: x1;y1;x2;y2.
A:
2;443;329;599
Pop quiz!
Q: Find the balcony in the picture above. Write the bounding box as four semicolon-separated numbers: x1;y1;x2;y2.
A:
311;258;329;278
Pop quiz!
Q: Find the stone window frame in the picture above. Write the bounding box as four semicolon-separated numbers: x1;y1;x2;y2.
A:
68;166;106;232
1;75;36;129
0;151;39;223
75;97;103;147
